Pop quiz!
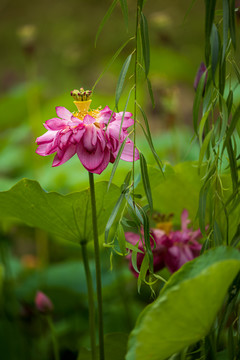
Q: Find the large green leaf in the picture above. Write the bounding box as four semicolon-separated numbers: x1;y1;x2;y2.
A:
0;179;120;243
126;247;240;360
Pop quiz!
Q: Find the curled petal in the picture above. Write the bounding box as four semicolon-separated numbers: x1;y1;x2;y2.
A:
77;139;106;172
55;106;73;120
60;131;71;147
120;139;139;162
115;112;134;129
72;126;85;143
99;106;115;123
52;144;76;167
44;118;68;130
90;146;111;174
82;125;96;152
36;142;57;156
36;130;57;145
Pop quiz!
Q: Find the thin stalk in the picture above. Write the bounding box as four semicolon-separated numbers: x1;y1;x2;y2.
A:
81;241;97;360
132;2;140;199
88;172;105;360
46;316;60;360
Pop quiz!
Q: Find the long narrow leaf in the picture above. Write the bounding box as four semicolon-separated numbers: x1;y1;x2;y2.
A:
219;51;226;95
193;71;207;133
218;96;228;144
147;77;155;108
120;0;128;30
222;104;240;153
231;225;240;247
199;109;211;146
92;37;134;92
198;185;209;235
137;102;163;172
210;23;219;83
229;0;236;49
226;138;238;191
115;54;132;109
222;0;229;62
105;191;125;244
139;153;153;212
139;206;153;273
107;136;129;191
226;90;233;115
117;222;127;255
137;254;149;293
213;220;223;246
199;128;213;168
232;60;240;83
95;0;119;47
204;0;217;64
140;12;150;76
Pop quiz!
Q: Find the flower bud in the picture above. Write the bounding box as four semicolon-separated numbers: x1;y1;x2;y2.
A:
194;62;208;93
35;291;53;314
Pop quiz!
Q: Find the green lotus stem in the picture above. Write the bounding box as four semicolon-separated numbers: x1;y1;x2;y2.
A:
88;172;105;360
46;316;60;360
81;241;97;360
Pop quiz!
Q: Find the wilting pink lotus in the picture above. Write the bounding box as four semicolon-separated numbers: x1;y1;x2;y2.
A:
125;228;166;277
161;209;202;273
125;209;202;276
35;291;53;313
36;101;139;174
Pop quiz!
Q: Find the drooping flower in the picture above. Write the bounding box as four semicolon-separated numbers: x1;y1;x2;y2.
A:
35;291;53;313
125;228;166;277
36;88;139;174
158;209;202;273
125;209;202;277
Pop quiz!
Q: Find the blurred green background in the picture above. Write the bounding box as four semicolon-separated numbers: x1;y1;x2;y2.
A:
0;1;239;359
0;0;211;193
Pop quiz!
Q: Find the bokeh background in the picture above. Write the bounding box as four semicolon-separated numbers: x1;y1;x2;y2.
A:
0;0;210;193
0;1;240;359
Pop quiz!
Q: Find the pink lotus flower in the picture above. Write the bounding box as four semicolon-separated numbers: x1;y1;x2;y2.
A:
36;106;139;174
125;210;202;277
161;209;202;273
125;228;166;277
35;291;53;313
